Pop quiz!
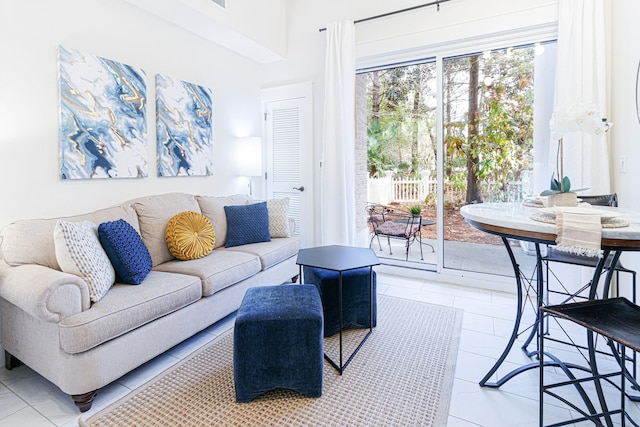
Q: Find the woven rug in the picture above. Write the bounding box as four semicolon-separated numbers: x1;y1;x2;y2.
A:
81;295;463;427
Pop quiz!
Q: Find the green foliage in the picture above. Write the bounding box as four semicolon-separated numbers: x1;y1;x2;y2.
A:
364;45;537;204
408;205;423;215
365;64;437;179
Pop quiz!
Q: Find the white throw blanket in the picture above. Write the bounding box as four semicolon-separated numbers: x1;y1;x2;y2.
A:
555;212;603;257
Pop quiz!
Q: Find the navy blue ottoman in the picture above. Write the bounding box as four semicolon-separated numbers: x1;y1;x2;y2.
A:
303;266;377;337
233;284;324;402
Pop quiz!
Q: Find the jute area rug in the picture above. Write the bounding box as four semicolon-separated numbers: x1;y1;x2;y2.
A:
81;295;463;427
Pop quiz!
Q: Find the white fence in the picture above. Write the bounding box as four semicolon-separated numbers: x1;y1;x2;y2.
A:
368;173;532;206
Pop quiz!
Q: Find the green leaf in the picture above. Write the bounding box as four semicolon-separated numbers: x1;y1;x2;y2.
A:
540;189;560;196
562;176;571;192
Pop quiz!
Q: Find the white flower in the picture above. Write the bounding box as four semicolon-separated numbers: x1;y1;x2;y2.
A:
550;102;612;139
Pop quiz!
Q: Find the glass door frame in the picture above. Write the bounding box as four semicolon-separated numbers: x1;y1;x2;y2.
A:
357;23;558;282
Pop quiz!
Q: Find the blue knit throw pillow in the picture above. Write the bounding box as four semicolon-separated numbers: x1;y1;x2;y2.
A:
224;202;271;247
98;219;152;285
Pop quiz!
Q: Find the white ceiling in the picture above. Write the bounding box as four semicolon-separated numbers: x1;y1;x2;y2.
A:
123;0;286;63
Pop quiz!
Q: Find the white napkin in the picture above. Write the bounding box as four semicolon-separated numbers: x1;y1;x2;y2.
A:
555;211;602;257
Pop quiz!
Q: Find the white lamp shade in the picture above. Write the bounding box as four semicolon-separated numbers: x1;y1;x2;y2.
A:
235;137;262;176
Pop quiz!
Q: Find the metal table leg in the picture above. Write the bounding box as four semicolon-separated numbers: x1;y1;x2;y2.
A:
481;239;589;388
480;237;535;387
323;267;374;374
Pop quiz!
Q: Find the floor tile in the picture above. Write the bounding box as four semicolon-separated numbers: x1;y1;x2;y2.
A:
3;373;64;408
166;330;218;360
116;352;180;390
0;383;27;420
0;406;55;427
461;312;494;335
446;415;483;426
383;285;455;306
449;378;571;427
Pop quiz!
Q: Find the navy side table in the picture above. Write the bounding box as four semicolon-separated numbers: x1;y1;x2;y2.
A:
296;245;380;374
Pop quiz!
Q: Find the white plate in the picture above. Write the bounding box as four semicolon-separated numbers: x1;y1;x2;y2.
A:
539;206;619;218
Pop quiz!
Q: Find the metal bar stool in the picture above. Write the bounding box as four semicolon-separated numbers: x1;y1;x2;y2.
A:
540;193;638;383
539;298;640;427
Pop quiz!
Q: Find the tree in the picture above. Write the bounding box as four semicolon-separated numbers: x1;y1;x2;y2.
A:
465;55;482;204
363;45;535;204
443;47;534;204
365;63;436;179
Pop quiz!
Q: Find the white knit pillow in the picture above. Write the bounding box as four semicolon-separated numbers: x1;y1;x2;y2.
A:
266;198;291;238
54;220;115;302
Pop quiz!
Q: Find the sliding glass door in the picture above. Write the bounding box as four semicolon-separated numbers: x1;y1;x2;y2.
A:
359;39;557;278
359;61;438;268
442;43;556;276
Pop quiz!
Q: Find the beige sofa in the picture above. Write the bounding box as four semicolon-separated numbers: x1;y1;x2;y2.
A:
0;192;300;412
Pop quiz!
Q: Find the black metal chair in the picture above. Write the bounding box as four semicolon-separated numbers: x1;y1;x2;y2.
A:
542;193;638;386
366;203;430;261
540;298;640;426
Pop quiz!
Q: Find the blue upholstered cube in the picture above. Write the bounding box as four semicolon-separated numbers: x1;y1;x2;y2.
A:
233;285;324;402
303;266;377;337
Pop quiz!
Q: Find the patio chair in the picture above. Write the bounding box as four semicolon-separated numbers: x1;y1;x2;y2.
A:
367;203;429;261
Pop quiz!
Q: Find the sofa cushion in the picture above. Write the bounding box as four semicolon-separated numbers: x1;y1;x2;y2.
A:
132;193;201;266
196;194;252;249
224;202;271;248
59;271;202;354
224;236;300;270
98;219;152;285
54;220;116;303
165;211;216;260
0;204;139;270
267;198;291;238
154;250;261;297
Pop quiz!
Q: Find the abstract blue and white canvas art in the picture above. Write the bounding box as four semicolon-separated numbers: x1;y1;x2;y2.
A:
156;74;213;176
57;46;148;179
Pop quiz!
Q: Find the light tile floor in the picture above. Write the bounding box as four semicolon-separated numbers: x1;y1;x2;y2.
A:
1;270;639;426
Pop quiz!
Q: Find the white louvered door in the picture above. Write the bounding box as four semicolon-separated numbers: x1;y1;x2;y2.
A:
262;83;313;246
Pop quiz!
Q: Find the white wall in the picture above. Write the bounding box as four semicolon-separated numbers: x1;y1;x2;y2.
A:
0;0;266;229
610;0;640;285
610;0;640;207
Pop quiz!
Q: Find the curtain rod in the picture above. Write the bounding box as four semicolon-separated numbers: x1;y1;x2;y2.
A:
319;0;451;32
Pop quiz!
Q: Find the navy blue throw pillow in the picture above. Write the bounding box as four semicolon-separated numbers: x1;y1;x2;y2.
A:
98;219;152;285
224;202;271;248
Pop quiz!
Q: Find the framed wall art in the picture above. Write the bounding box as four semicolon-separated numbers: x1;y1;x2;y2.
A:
156;74;213;177
57;46;148;179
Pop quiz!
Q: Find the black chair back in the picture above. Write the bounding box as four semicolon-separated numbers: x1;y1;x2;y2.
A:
580;193;617;207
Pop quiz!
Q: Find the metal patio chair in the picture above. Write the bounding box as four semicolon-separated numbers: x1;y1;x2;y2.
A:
367;203;431;261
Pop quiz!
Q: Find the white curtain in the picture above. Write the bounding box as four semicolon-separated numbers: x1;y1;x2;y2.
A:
320;21;357;246
553;0;609;195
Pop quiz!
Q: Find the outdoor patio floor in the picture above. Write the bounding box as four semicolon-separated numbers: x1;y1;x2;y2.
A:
369;233;539;279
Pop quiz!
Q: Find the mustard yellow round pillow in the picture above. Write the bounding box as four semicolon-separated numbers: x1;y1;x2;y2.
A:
165;211;216;260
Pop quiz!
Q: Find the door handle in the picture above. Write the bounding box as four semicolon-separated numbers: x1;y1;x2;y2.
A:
293;186;305;192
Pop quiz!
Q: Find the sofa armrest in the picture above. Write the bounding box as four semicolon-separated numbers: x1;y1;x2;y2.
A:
0;264;90;323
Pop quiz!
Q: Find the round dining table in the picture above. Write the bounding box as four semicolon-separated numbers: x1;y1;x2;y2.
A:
460;202;640;390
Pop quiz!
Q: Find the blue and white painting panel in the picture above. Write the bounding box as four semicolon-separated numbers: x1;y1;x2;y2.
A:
156;74;213;176
57;46;148;179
